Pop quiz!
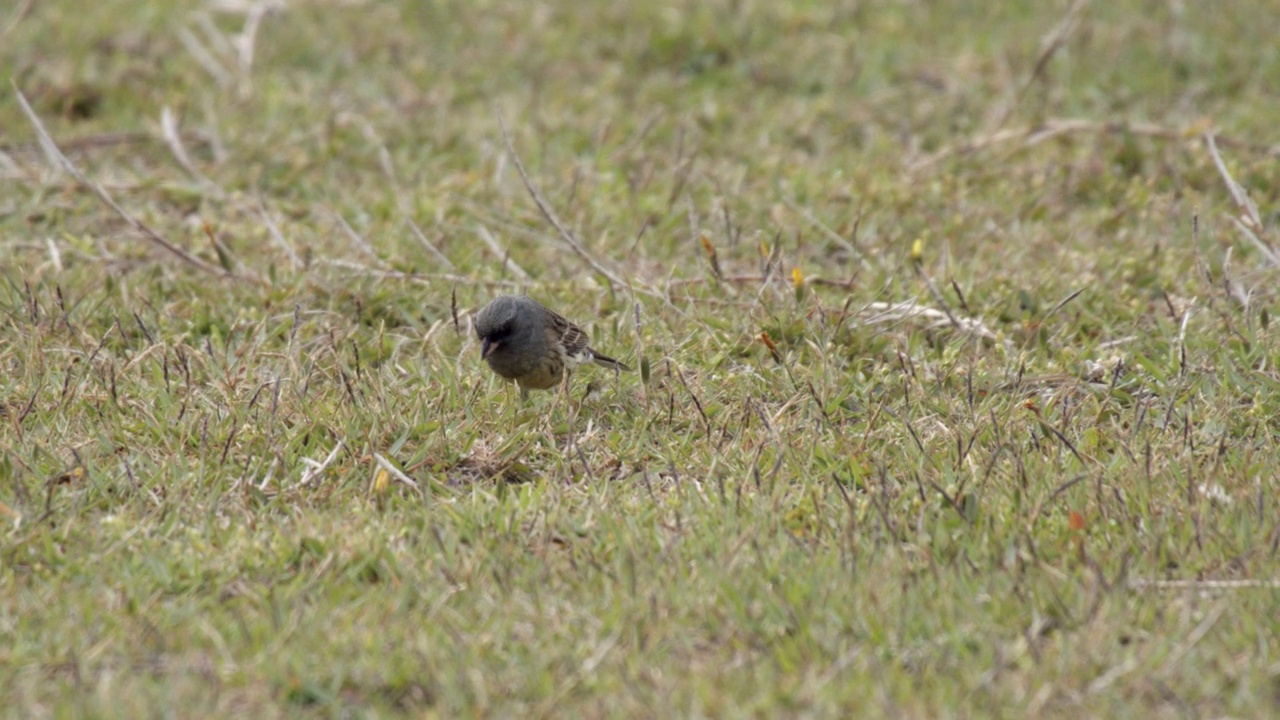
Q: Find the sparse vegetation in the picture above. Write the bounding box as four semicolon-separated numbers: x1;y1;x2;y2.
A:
3;0;1280;716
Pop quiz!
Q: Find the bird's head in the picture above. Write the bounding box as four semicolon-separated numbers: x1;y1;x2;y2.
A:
475;295;526;360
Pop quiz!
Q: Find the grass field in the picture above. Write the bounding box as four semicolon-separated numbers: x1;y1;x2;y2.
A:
3;0;1280;716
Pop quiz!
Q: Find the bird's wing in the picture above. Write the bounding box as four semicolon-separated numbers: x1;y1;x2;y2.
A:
545;307;592;360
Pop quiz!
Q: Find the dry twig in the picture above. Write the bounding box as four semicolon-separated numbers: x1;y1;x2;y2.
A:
13;85;233;278
1205;134;1279;268
911;118;1280;172
494;106;627;290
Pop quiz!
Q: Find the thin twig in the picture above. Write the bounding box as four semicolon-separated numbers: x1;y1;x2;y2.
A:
666;274;858;290
407;218;456;271
233;1;275;94
1;0;36;42
859;299;1006;344
914;259;965;335
475;224;530;279
373;453;421;490
911;118;1280;172
178;24;233;87
318;258;525;288
1176;299;1196;376
160;106;223;197
985;0;1090;134
783;197;868;267
330;208;384;265
0;130;208;155
256;197;302;271
494;106;627;289
1157;602;1226;677
13;85;233;278
1;0;37;43
296;440;345;488
1128;578;1280;590
1205;134;1279;267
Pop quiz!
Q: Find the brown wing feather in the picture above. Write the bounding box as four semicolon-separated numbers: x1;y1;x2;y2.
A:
540;303;631;371
542;306;591;359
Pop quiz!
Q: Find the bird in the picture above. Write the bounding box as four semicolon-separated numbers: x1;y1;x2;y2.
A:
474;294;630;396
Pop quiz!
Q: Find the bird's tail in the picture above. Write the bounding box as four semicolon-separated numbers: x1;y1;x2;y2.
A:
590;349;631;372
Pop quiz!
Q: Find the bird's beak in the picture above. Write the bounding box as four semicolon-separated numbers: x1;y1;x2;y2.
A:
481;338;497;359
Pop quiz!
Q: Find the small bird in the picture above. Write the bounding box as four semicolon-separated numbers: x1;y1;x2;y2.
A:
474;294;631;395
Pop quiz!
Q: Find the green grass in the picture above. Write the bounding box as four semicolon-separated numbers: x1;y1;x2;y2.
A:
3;0;1280;716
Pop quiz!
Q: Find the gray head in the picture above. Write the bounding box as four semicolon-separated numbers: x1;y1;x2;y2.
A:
474;295;545;372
